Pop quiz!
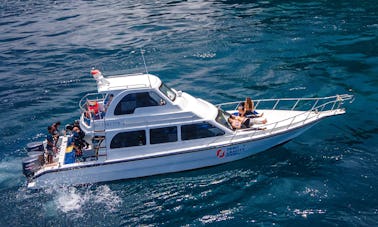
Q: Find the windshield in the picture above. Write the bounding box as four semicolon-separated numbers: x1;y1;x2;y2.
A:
215;109;233;130
159;83;176;101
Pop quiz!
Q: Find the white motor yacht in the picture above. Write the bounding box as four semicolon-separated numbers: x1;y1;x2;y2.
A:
22;70;353;189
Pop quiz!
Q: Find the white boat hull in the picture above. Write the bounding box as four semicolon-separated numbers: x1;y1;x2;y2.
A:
28;121;317;189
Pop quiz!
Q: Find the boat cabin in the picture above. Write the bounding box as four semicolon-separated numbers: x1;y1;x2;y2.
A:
78;73;233;161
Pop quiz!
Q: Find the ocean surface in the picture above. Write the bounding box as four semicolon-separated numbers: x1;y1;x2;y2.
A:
0;0;377;226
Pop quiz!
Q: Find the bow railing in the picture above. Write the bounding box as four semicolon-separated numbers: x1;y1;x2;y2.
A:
216;94;354;138
216;94;353;113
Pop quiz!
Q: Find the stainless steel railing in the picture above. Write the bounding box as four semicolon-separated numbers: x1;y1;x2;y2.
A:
78;93;107;130
216;94;354;138
216;94;353;112
79;93;106;113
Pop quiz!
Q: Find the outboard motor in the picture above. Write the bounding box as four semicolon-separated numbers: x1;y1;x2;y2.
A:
28;151;44;157
26;141;44;152
26;142;44;165
22;155;44;178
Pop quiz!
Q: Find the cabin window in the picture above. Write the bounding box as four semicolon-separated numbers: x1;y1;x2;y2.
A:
150;126;178;144
103;93;114;112
159;83;176;101
181;122;225;140
215;109;233;130
110;130;146;149
114;92;161;115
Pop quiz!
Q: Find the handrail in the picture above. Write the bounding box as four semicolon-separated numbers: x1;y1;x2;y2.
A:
216;94;354;140
216;94;353;111
79;93;107;127
79;93;106;113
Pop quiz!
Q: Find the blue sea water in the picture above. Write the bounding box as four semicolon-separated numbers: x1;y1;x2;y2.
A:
0;0;377;226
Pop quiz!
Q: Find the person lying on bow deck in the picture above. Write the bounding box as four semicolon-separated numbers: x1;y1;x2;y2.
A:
228;115;267;130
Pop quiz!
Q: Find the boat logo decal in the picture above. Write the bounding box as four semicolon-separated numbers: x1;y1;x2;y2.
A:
216;149;225;158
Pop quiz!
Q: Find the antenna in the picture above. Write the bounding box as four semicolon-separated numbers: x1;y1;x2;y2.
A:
140;48;152;88
140;49;149;74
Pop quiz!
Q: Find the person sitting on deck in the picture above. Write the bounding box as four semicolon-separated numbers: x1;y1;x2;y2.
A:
237;97;267;123
239;97;264;118
237;105;267;124
72;126;88;153
70;128;83;158
87;100;101;119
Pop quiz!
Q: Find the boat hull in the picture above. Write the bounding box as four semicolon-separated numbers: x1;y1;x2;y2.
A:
27;121;317;189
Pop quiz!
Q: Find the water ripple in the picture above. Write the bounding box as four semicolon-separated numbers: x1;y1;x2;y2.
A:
0;0;377;226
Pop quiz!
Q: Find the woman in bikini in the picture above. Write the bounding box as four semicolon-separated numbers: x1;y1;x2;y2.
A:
238;99;267;124
228;115;251;129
